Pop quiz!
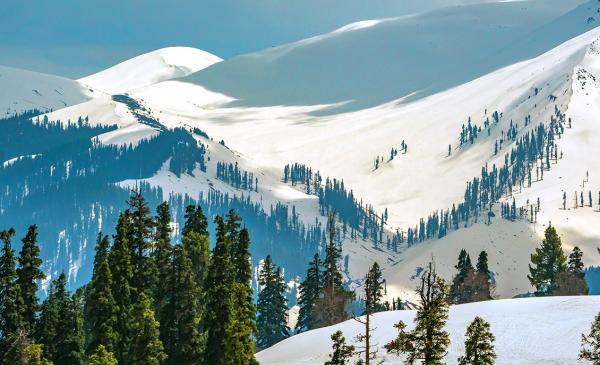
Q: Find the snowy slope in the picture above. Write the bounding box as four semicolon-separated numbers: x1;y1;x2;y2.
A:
183;0;590;112
25;0;600;299
0;65;99;116
257;296;600;365
78;47;222;94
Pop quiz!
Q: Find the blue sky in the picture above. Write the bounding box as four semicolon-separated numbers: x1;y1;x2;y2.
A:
0;0;469;78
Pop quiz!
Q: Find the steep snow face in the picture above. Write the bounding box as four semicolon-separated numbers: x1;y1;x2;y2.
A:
257;296;600;365
78;47;222;94
183;0;590;112
0;65;98;116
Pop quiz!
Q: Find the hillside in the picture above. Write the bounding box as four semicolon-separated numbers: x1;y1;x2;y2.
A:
257;296;600;365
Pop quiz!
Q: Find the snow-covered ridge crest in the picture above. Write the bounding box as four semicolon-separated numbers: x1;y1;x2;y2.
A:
78;46;222;94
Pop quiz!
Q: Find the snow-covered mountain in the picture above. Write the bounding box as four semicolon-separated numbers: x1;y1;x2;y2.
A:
0;65;99;116
257;296;600;365
78;47;222;94
1;0;600;300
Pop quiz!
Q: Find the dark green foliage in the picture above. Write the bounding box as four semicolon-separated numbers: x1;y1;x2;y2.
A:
130;293;166;365
127;190;157;298
452;250;491;304
203;216;234;365
528;226;567;295
17;224;45;332
556;246;588;296
160;244;203;365
84;234;118;355
458;316;496;365
88;345;118;365
256;255;289;348
0;228;25;358
581;312;600;364
296;253;323;332
455;249;473;281
476;251;490;275
182;205;208;237
569;246;585;274
386;261;450;364
363;262;386;314
39;273;85;365
153;202;173;315
108;212;135;364
325;330;355;365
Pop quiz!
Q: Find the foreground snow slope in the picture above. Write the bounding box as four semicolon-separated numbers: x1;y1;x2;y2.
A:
258;296;600;365
0;65;99;116
78;47;222;94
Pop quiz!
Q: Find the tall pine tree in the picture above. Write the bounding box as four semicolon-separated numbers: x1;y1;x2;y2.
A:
528;225;567;295
296;253;323;332
130;293;166;365
458;316;496;365
256;255;289;348
17;224;45;332
0;228;25;360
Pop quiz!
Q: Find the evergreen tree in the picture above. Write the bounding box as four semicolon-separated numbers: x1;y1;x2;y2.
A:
203;216;234;365
296;254;323;332
108;211;135;364
569;246;585;274
153;202;173;315
23;342;53;365
581;312;600;364
38;280;59;361
84;234;118;355
256;255;289;348
160;244;203;365
127;191;156;298
130;293;166;365
17;224;45;332
0;228;25;360
363;262;385;314
182;204;208;236
324;330;355;365
458;316;496;365
386;261;450;364
88;345;117;365
528;226;567;295
556;246;588;295
455;249;473;281
476;251;490;275
314;213;353;327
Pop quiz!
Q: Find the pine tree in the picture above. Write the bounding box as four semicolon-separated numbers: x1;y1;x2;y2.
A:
127;191;156;298
88;345;117;365
386;261;450;364
256;255;289;348
23;342;53;365
203;216;234;365
476;251;490;275
314;212;353;327
227;224;257;364
528;225;567;295
363;262;385;314
325;330;355;365
297;254;323;332
556;246;588;295
108;211;135;364
580;312;600;364
38;279;60;361
455;249;473;281
17;224;45;332
153;202;173;316
355;265;383;365
84;234;118;355
182;204;208;236
130;293;166;365
458;316;496;365
0;228;25;360
161;244;203;365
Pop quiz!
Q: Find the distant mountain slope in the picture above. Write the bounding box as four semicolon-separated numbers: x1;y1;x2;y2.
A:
257;296;600;365
0;65;98;116
183;0;591;113
78;47;222;94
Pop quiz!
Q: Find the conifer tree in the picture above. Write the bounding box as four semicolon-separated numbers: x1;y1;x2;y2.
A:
130;293;166;365
127;191;156;298
297;253;323;332
386;261;450;364
88;345;117;365
108;212;135;364
0;228;25;359
182;218;210;291
161;244;203;365
314;213;353;327
182;204;209;236
38;279;59;361
455;249;473;281
203;216;234;364
17;224;45;332
528;226;567;295
23;342;53;365
364;262;385;314
84;234;118;355
325;330;355;365
153;202;173;315
476;251;490;275
581;312;600;364
256;255;289;348
458;316;496;365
